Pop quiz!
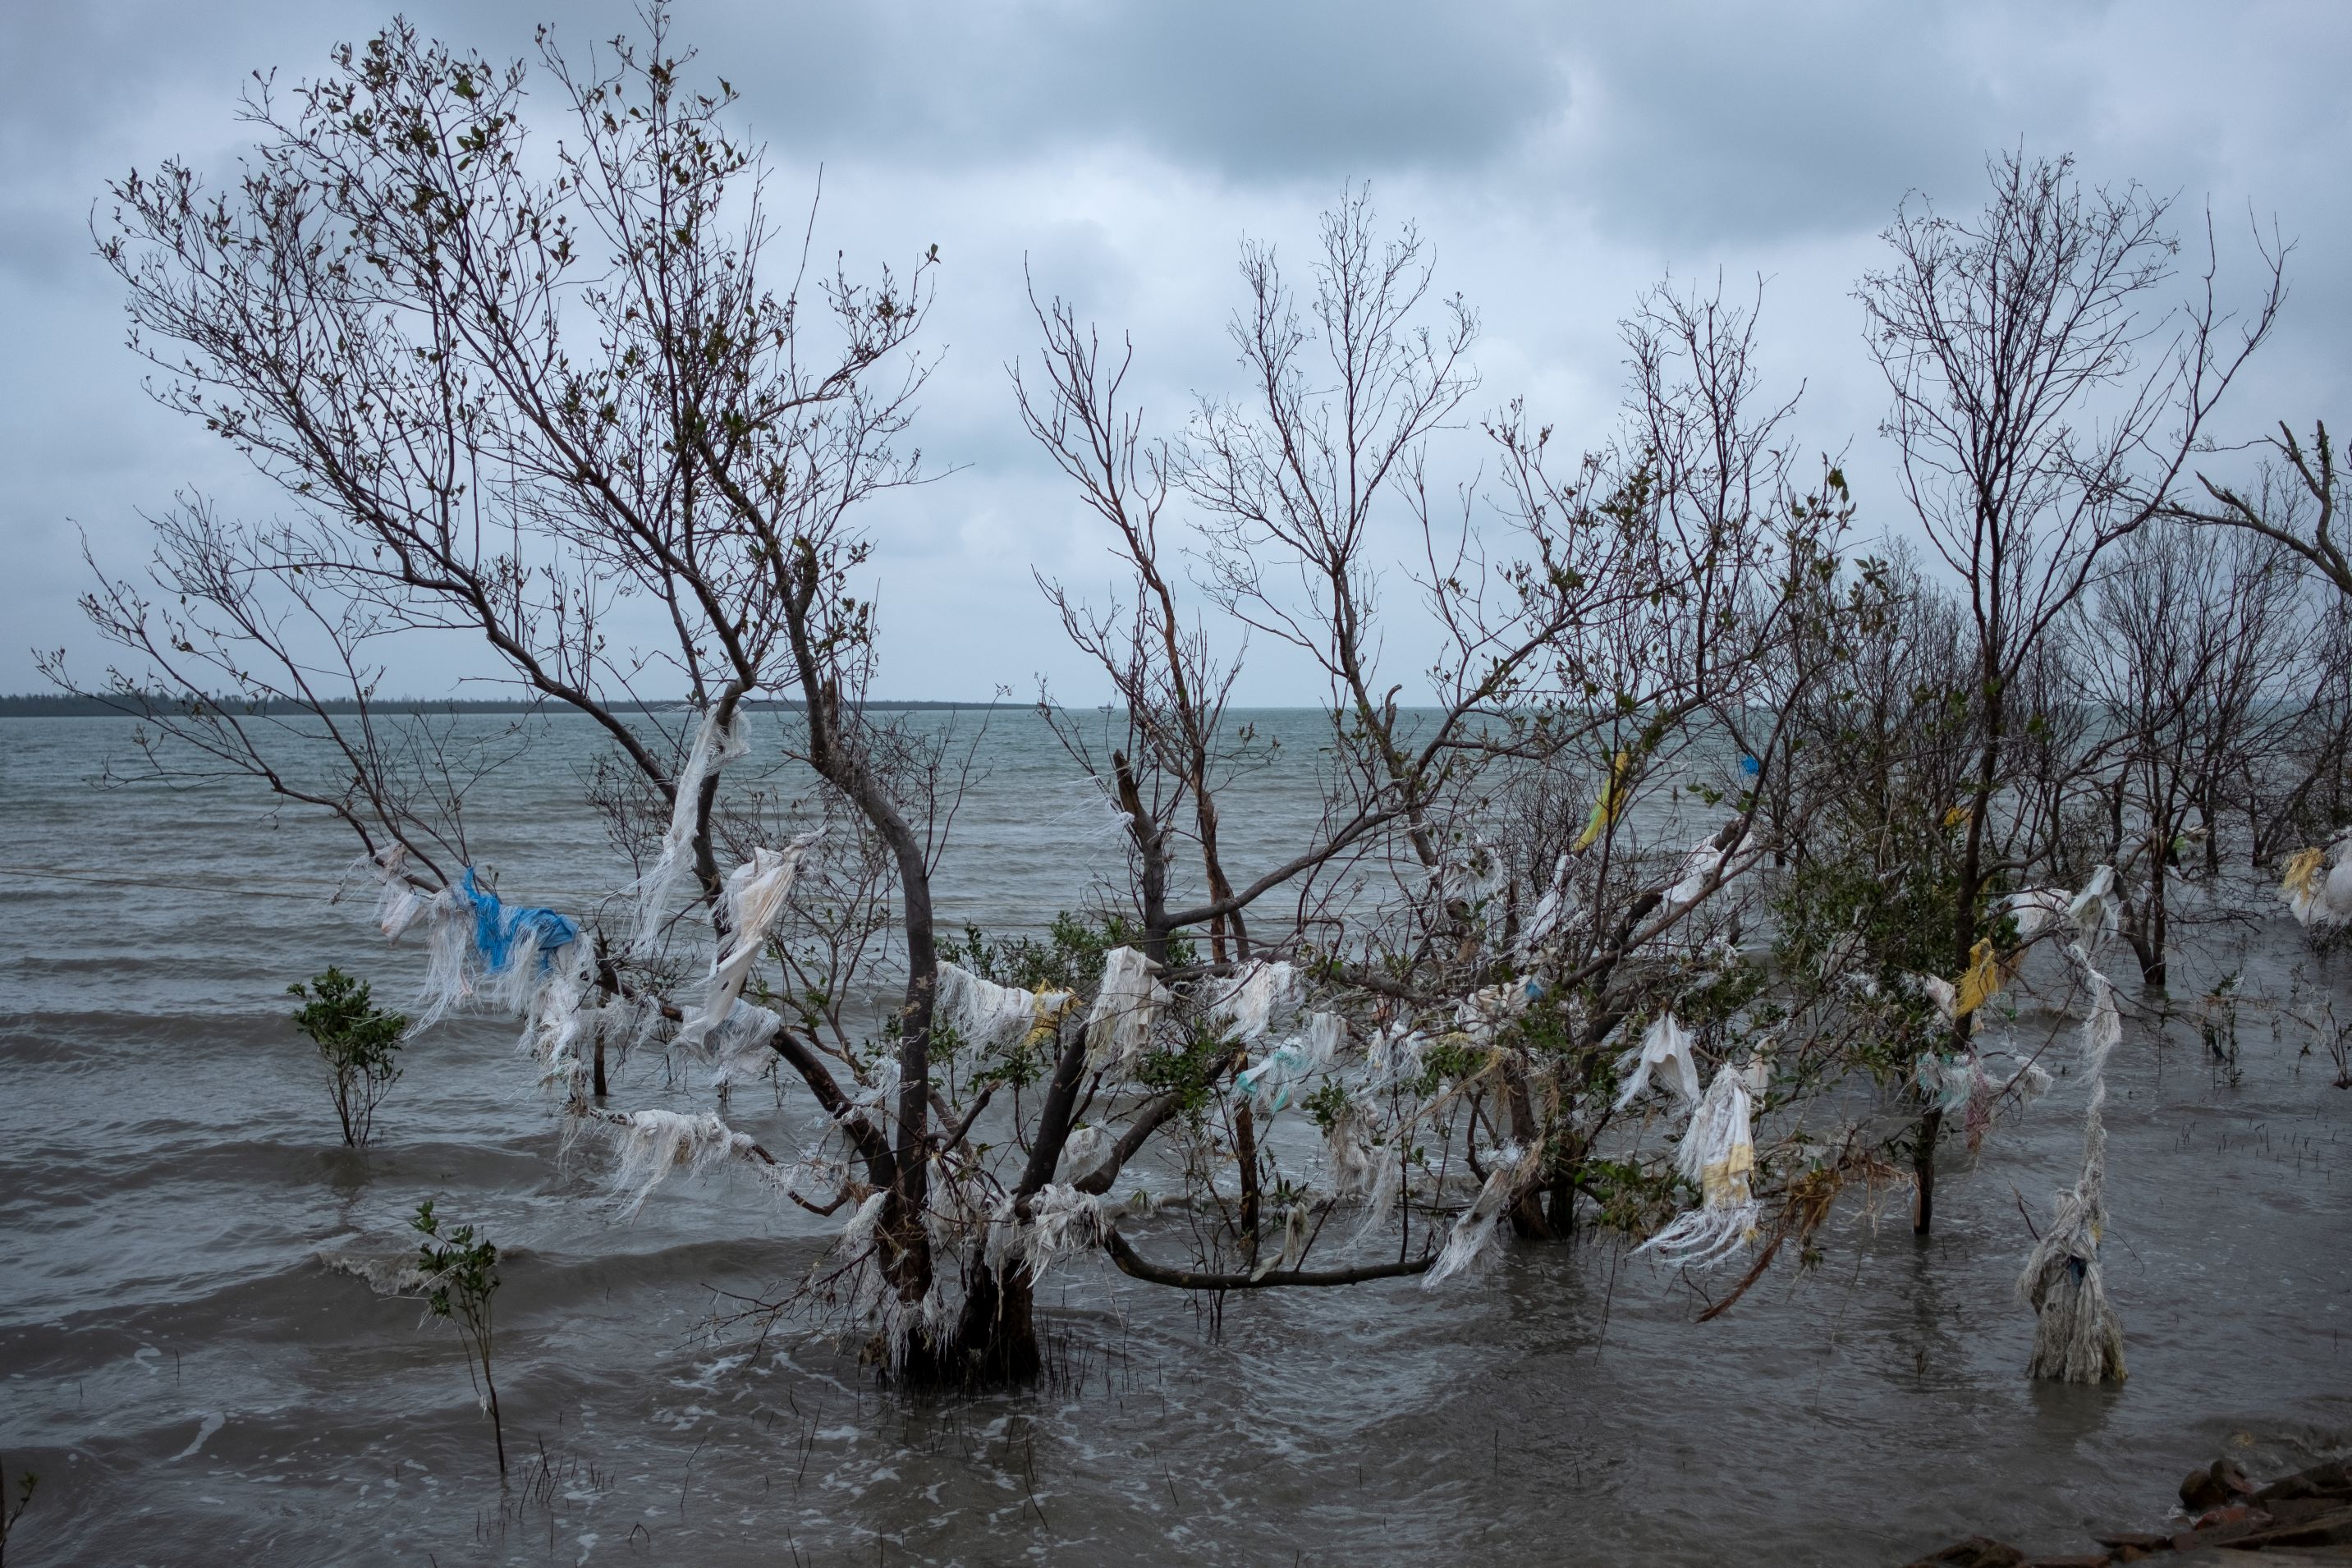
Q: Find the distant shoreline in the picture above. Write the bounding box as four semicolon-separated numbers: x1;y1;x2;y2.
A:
0;695;1010;718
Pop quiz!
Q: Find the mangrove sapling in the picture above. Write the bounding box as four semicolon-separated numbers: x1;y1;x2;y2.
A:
414;1200;507;1475
0;1464;34;1568
289;967;406;1148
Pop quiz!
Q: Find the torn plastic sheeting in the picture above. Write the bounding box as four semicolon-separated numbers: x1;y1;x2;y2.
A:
1952;938;2005;1018
2018;941;2127;1383
1234;1010;1346;1114
521;933;599;1095
1424;1143;1543;1287
1456;978;1544;1048
699;998;785;1091
1913;1050;1977;1116
1666;830;1743;909
596;1107;757;1218
464;867;580;974
1634;1060;1759;1270
2066;865;2119;947
1614;1013;1702;1110
2281;840;2352;929
1365;1024;1428;1090
1518;854;1575;957
1057;1124;1112;1185
993;1184;1108;1285
2006;887;2071;943
674;832;820;1055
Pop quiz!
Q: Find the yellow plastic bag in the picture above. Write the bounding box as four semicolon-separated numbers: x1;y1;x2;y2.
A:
1573;751;1634;852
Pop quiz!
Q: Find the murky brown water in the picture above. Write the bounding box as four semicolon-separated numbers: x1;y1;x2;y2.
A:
3;713;2347;1565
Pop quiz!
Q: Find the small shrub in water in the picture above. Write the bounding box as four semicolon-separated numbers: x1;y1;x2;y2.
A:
289;966;406;1147
413;1199;507;1475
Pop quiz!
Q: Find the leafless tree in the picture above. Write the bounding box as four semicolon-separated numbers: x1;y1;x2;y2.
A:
2080;521;2315;983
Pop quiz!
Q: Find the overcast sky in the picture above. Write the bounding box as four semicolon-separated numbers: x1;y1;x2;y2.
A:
6;1;2347;703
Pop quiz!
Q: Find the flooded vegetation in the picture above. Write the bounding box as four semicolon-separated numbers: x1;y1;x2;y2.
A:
5;9;2350;1563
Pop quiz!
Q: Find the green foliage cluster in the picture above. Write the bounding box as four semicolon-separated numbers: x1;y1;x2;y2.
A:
942;911;1190;996
1133;1022;1234;1117
289;966;407;1147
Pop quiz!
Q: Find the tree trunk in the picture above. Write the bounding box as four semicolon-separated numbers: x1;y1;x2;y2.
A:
899;1261;1039;1387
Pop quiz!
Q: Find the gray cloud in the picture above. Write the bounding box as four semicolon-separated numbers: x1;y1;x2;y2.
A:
6;0;2348;700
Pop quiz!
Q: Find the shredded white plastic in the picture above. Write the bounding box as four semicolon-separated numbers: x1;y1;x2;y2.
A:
1614;1013;1703;1110
1365;1025;1428;1090
1057;1124;1112;1185
2066;864;2120;947
1519;854;1575;957
935;962;1073;1052
1455;979;1543;1048
598;1107;757;1218
1635;1060;1759;1269
997;1184;1108;1285
674;832;820;1054
1666;831;1742;909
369;846;430;939
1250;1204;1310;1281
2017;942;2128;1382
699;999;785;1091
2006;887;2071;942
626;707;753;958
1234;1011;1346;1113
1424;1143;1543;1288
1085;947;1167;1069
520;933;598;1095
1205;960;1304;1043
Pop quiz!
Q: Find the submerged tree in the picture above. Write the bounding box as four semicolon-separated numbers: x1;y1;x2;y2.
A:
1856;149;2282;1233
53;4;2308;1397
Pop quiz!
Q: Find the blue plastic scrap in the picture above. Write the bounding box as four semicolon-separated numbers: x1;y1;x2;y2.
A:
462;866;580;972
